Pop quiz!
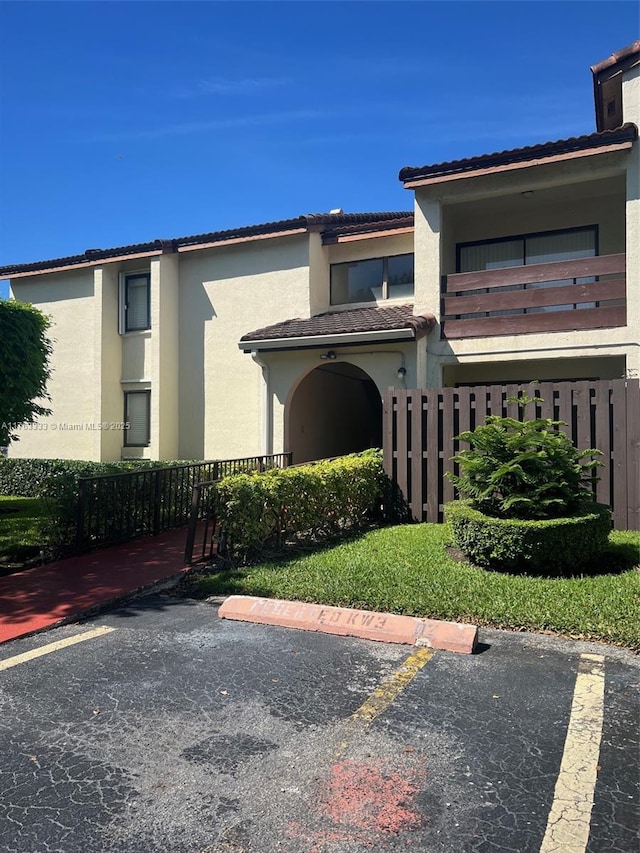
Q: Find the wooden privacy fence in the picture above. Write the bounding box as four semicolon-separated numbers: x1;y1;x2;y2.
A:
383;379;640;531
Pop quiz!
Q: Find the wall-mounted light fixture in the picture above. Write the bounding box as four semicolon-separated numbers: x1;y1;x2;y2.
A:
521;190;534;199
320;350;337;360
397;366;407;381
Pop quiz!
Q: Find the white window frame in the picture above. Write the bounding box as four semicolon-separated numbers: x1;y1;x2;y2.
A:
119;271;151;334
123;390;151;447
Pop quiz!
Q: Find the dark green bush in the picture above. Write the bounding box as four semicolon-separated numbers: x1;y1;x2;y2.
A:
445;500;612;574
213;450;384;557
0;457;183;498
0;458;197;550
446;398;601;520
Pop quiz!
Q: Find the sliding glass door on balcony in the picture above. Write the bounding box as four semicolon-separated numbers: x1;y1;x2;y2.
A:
458;227;597;315
442;225;626;339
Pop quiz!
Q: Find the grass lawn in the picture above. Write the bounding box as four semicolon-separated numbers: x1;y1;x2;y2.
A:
0;496;49;562
198;524;640;651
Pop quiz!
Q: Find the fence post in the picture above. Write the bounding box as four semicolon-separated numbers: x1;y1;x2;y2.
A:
75;479;87;553
184;484;201;565
152;470;162;536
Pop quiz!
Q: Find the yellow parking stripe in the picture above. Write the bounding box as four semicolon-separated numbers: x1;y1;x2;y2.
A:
352;646;436;726
0;625;115;671
539;653;605;853
333;646;435;759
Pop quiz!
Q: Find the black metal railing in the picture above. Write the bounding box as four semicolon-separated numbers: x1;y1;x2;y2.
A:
75;454;292;554
183;452;292;564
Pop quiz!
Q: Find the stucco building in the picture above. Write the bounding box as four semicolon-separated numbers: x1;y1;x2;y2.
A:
2;42;638;464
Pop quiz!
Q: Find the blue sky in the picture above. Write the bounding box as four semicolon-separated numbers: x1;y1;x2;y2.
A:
0;1;637;297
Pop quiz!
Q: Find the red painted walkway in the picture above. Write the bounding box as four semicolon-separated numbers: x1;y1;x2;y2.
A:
0;528;190;644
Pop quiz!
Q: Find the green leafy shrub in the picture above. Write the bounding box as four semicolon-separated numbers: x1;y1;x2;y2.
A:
446;398;602;520
444;395;612;573
445;500;613;574
0;457;198;551
213;450;384;557
0;300;52;446
0;457;182;498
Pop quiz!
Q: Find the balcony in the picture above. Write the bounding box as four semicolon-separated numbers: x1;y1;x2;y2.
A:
441;253;626;339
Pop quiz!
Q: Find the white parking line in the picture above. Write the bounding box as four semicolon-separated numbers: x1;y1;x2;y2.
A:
539;653;605;853
0;625;115;671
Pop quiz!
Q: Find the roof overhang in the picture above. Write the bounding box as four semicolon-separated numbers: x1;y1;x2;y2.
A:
176;227;308;253
591;41;640;132
4;249;165;279
0;211;413;278
238;327;416;353
402;138;634;189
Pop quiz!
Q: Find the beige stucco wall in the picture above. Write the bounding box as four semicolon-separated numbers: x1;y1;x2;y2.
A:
93;266;123;461
264;343;415;455
150;254;179;460
177;235;312;460
442;355;626;387
9;269;98;459
121;332;152;386
308;232;330;316
326;232;414;267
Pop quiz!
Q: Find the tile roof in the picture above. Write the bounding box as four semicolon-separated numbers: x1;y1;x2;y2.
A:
590;40;640;75
240;304;435;344
398;124;638;184
320;215;414;243
0;211;413;277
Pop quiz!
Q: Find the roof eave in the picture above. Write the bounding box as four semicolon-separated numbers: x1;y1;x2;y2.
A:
401;138;634;189
239;327;416;352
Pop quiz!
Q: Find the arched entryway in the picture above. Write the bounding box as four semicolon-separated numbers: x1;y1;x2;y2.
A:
285;362;382;464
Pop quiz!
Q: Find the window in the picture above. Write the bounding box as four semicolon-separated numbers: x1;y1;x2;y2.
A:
457;226;597;315
124;391;150;447
330;253;414;305
120;272;150;332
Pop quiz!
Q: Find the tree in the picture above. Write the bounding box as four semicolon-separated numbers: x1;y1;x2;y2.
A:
0;299;53;446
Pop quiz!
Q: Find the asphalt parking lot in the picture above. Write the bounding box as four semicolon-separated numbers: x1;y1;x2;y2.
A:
0;594;638;853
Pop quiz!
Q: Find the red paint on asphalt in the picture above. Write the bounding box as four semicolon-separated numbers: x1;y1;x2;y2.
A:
321;759;424;833
286;758;427;851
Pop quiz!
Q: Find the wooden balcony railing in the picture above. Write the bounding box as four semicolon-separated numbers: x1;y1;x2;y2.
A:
441;253;626;339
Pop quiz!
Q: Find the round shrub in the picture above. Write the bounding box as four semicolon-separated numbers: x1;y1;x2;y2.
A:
446;402;602;520
445;499;612;575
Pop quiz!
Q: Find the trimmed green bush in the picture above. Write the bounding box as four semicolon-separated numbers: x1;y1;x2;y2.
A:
444;394;611;574
213;450;384;557
0;457;180;498
0;457;198;551
445;500;612;574
446;398;601;520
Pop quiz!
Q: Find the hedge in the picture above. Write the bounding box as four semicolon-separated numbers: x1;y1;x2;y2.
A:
0;458;198;552
213;450;384;557
445;499;612;575
0;457;192;498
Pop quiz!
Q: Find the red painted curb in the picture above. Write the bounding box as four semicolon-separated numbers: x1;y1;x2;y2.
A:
218;596;478;654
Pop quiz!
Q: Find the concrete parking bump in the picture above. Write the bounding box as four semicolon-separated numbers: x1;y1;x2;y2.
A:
218;595;478;653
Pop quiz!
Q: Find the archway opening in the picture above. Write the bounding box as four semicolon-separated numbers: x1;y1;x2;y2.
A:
286;362;382;464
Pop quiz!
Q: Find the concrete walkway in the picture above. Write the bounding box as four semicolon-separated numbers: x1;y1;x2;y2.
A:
0;528;190;644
